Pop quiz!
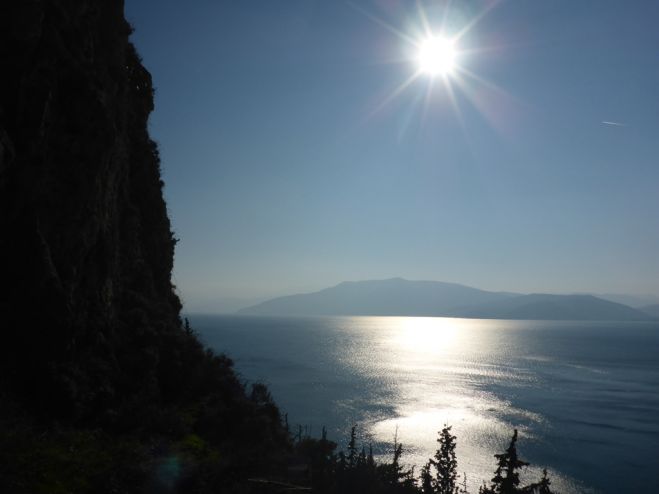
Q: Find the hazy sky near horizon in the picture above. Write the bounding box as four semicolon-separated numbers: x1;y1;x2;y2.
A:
126;0;659;311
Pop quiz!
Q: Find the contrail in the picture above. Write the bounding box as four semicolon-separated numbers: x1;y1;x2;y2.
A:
602;120;627;127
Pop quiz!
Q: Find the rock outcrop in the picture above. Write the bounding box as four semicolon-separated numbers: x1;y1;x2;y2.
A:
0;1;182;418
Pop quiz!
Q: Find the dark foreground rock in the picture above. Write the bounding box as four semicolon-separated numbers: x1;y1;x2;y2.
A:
0;2;290;492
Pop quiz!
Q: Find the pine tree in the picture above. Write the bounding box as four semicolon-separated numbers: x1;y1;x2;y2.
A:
338;451;346;472
392;441;404;479
526;468;553;494
433;424;459;494
420;460;434;494
357;446;367;468
489;429;529;494
347;425;357;468
367;444;375;469
380;428;415;487
538;469;553;494
458;472;469;494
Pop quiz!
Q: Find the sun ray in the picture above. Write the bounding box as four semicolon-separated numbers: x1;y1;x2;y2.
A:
443;76;468;134
365;71;424;122
455;65;525;108
419;77;437;126
416;0;434;39
450;66;527;139
440;0;456;36
453;0;501;42
347;1;419;47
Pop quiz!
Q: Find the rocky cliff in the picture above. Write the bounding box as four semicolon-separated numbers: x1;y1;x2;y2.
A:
0;3;292;492
0;1;187;417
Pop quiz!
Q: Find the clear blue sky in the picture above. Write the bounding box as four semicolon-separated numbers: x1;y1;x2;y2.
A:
125;0;659;311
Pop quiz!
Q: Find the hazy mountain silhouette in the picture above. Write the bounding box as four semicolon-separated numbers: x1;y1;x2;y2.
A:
239;279;651;321
588;293;659;308
639;304;659;319
462;293;650;321
239;278;516;316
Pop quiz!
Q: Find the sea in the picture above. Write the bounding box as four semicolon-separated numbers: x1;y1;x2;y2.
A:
190;315;659;493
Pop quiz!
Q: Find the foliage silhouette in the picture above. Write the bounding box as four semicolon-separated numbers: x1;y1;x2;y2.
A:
294;423;557;494
490;429;529;494
432;425;459;494
478;429;555;494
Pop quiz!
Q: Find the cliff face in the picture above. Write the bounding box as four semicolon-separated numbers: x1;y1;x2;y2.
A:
0;1;182;418
0;4;292;492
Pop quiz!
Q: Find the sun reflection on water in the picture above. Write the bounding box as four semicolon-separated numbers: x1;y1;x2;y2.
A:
390;316;461;355
336;316;581;493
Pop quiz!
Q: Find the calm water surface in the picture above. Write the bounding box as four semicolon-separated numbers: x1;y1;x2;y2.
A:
191;315;659;493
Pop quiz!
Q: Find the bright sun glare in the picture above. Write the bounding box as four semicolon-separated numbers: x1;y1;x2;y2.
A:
356;2;493;124
417;36;456;76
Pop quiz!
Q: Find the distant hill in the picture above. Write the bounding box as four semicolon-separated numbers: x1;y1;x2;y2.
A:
238;279;652;321
590;293;659;308
239;278;516;316
639;304;659;318
463;294;651;321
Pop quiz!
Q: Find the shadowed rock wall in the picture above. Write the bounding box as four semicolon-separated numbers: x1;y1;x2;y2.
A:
0;0;183;419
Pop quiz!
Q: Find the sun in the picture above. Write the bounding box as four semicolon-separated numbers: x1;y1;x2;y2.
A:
417;36;456;76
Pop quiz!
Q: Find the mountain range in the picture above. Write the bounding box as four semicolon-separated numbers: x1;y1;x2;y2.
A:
238;278;655;321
